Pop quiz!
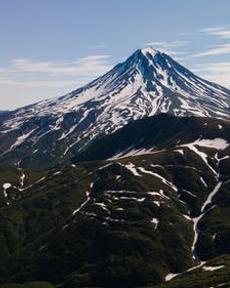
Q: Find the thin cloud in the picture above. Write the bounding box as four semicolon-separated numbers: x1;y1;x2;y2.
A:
0;78;84;110
201;25;230;39
143;40;188;49
194;62;230;88
0;78;80;88
192;43;230;57
0;54;112;109
142;40;188;59
3;55;112;77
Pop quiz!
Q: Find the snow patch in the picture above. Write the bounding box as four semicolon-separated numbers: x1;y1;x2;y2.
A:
193;138;229;150
203;265;224;271
3;183;11;189
150;218;159;229
139;167;178;192
2;183;12;198
165;273;179;281
125;163;142;176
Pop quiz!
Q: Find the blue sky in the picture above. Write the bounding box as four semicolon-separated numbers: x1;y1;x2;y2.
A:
0;0;230;109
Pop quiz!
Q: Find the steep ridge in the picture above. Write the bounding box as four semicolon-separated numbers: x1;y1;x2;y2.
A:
0;114;229;287
0;48;229;169
73;113;230;162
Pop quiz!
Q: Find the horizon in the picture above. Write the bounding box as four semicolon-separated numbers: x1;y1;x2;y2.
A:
0;46;196;112
0;0;230;109
2;45;225;112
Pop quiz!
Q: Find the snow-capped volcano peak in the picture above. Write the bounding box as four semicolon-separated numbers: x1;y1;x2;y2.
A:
120;47;162;72
0;48;229;167
140;46;159;56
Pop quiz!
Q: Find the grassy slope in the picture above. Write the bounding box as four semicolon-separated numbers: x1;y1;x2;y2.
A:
0;115;229;287
153;255;230;288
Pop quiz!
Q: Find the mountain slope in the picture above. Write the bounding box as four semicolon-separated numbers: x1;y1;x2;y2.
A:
153;254;230;288
73;113;230;162
0;48;229;169
0;114;229;287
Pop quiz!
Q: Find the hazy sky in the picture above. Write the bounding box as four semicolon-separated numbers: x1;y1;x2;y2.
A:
0;0;230;109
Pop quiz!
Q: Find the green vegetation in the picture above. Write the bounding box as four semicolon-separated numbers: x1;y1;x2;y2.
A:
0;114;229;287
153;255;230;288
